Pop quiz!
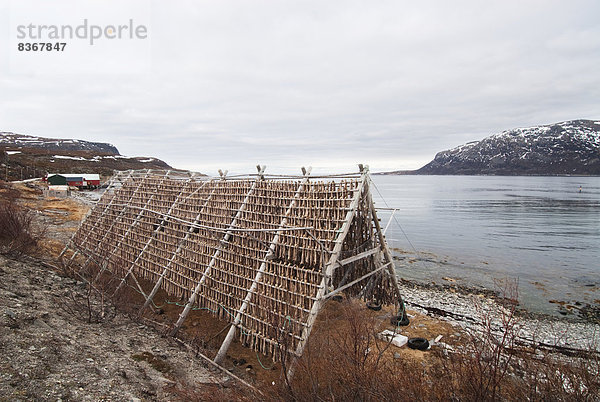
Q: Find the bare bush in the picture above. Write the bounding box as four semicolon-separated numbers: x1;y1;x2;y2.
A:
0;199;44;256
265;288;600;401
55;282;108;324
445;278;523;400
272;301;428;401
56;259;118;324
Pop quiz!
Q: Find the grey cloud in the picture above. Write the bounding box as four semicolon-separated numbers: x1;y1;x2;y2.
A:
1;0;599;174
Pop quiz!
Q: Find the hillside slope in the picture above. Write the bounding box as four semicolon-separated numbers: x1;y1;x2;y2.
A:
416;120;600;175
1;132;171;181
0;132;120;155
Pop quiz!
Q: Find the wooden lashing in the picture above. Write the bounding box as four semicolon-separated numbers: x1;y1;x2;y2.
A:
169;165;267;336
286;165;369;379
137;177;219;315
213;166;312;364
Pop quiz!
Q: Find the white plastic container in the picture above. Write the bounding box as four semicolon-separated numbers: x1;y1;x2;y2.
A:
377;330;408;348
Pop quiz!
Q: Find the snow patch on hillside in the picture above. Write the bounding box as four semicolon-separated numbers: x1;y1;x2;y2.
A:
0;131;120;155
418;119;600;175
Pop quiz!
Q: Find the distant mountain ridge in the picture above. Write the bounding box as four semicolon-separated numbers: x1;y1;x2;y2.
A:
0;132;120;155
1;131;172;181
414;120;600;175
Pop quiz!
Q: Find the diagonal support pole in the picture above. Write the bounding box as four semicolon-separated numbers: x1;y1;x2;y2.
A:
286;165;368;379
213;166;312;364
113;173;204;296
136;178;219;315
58;170;133;265
89;170;171;286
169;166;266;337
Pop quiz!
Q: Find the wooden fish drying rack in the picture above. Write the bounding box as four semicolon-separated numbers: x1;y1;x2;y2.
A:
59;164;406;378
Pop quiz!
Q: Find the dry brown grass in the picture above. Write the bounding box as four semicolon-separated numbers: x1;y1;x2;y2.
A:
266;294;599;401
36;198;89;222
0;181;21;201
8;182;90;224
11;183;42;200
41;238;72;259
0;181;87;258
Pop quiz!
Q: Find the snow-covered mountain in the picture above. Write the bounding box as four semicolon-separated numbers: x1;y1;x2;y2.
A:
0;132;120;155
416;120;600;175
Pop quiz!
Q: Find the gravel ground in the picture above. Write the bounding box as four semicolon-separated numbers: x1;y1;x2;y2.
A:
0;254;222;401
71;189;103;207
399;280;600;353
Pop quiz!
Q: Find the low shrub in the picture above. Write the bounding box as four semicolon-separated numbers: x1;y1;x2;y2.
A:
0;199;43;256
268;297;599;401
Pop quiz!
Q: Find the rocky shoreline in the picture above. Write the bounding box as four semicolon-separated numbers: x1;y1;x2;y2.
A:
398;278;600;354
391;249;600;320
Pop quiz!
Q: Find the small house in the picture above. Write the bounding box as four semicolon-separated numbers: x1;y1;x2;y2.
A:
66;176;84;187
81;174;101;188
45;185;70;198
47;174;67;186
46;173;101;189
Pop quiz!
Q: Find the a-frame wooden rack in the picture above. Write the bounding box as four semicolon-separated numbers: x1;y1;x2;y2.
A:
60;165;406;377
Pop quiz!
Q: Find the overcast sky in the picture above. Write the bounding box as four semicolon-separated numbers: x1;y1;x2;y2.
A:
1;0;599;174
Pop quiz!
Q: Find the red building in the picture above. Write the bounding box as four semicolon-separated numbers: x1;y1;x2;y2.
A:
46;173;101;188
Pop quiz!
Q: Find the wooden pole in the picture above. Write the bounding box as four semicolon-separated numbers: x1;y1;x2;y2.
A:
137;178;218;315
324;261;391;299
113;173;202;296
286;166;368;379
90;170;171;285
364;173;406;311
57;170;132;262
213;167;312;364
169;165;266;336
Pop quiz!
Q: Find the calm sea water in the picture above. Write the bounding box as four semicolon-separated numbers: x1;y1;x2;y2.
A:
371;175;600;316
